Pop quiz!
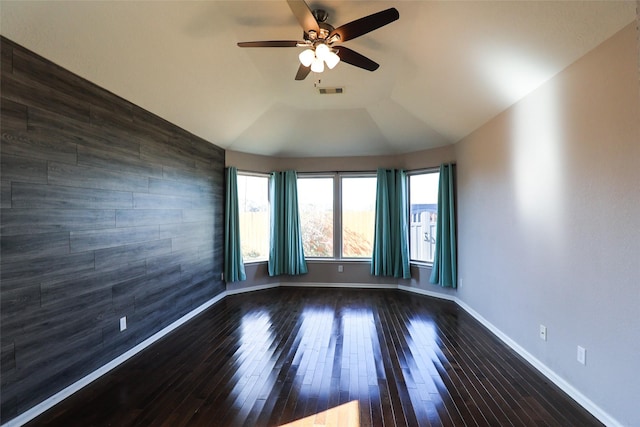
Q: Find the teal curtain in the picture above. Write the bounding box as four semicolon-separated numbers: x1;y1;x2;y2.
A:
430;163;457;288
268;170;308;276
224;167;246;282
371;168;411;279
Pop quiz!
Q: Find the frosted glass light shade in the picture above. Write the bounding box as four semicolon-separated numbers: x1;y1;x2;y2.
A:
315;43;330;61
325;51;340;69
299;49;315;67
311;57;325;73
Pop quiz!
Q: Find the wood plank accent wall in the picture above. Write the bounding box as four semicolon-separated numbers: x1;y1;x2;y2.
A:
0;36;225;423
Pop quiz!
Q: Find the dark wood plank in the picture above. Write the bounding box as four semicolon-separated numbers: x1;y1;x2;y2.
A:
48;161;149;193
133;192;193;209
162;165;213;185
115;209;182;228
11;47;133;120
1;72;91;121
27;106;141;158
0;252;96;292
144;248;193;275
69;225;159;253
140;139;197;170
22;288;604;427
94;238;172;270
0;231;70;263
0;285;41;320
11;182;133;209
148;177;203;197
77;144;163;179
0;98;27;130
40;261;146;307
0;208;115;236
0;36;13;74
1;129;77;164
0;154;48;184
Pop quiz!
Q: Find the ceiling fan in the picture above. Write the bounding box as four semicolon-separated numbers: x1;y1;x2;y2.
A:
237;0;399;80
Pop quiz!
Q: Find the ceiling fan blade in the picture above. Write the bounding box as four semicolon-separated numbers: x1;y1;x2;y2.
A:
329;8;399;43
335;47;379;71
287;0;319;35
295;64;311;80
237;41;300;48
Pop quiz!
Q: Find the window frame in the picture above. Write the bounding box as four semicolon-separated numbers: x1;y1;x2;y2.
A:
296;173;336;259
236;170;271;264
297;171;377;260
407;168;440;266
339;172;377;260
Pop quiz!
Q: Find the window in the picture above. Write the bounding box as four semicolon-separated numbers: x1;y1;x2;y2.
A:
408;171;440;263
297;176;334;257
237;173;269;262
341;176;376;258
297;173;376;259
235;170;438;264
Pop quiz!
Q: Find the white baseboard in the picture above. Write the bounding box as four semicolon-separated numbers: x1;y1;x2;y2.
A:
226;282;280;295
455;298;621;427
398;284;456;302
4;282;620;427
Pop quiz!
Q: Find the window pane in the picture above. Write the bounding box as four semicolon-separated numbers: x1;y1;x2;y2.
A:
237;174;269;262
342;177;376;258
409;172;439;263
298;177;333;257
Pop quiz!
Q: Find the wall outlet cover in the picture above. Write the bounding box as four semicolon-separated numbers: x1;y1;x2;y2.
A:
577;346;586;365
539;325;547;341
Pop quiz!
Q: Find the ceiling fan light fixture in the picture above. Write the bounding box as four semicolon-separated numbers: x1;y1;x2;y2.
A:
314;43;330;61
299;49;315;67
325;50;340;69
311;57;325;73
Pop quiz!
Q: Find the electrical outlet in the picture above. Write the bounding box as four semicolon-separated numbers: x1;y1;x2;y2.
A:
119;316;127;332
577;346;586;365
338;265;343;273
539;325;547;341
221;272;224;281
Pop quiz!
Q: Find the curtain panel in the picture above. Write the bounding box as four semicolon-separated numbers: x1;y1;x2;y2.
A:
371;168;411;279
430;163;457;288
268;170;308;276
224;167;246;282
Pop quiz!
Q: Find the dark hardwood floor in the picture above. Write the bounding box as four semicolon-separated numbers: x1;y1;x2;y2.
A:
25;287;602;427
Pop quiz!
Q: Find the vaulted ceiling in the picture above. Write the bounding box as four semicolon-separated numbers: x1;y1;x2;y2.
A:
1;1;636;157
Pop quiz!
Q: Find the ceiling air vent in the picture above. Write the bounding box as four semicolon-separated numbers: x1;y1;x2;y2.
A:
317;87;344;95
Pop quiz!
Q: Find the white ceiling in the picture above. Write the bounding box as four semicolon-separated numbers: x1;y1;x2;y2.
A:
0;1;636;157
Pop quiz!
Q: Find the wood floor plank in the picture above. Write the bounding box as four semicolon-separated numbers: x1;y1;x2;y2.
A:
24;288;603;427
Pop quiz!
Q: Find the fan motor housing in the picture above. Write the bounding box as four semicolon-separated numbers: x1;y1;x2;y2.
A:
305;9;336;42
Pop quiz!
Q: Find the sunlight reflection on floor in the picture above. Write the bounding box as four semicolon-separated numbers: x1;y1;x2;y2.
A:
279;400;360;427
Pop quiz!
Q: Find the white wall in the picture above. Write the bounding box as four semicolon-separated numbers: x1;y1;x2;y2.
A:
455;23;639;426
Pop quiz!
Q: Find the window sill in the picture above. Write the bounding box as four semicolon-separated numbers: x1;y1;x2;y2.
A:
243;259;268;265
304;259;370;265
410;261;434;268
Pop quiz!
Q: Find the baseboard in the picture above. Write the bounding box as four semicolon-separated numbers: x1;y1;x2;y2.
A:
398;284;456;302
2;291;228;427
455;299;622;427
226;282;280;295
